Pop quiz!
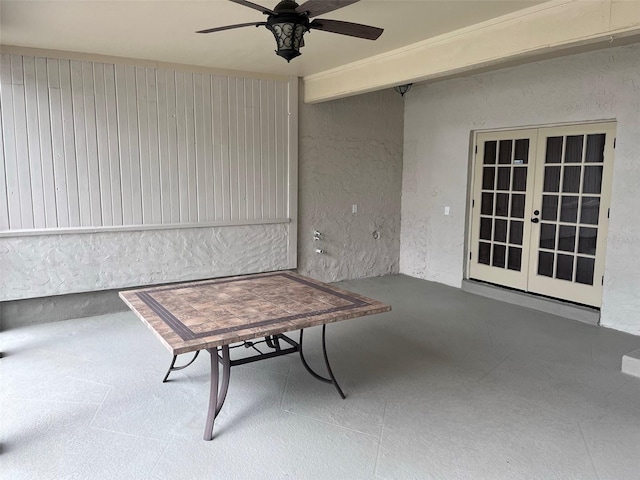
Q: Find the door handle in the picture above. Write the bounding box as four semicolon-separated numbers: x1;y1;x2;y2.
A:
531;218;540;223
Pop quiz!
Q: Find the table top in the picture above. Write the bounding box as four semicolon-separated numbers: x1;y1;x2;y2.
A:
119;271;391;355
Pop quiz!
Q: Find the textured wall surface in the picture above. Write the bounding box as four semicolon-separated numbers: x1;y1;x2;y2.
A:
0;53;297;310
0;223;289;301
401;43;640;335
297;84;403;283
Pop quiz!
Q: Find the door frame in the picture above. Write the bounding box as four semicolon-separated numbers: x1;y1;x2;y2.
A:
465;119;616;307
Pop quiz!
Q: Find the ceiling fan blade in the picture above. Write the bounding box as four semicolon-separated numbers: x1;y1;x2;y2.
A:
309;19;383;40
296;0;360;18
228;0;275;15
196;22;267;34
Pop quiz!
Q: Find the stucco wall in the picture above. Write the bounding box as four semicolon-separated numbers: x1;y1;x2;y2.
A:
0;53;297;306
297;84;403;282
400;43;640;335
0;224;289;301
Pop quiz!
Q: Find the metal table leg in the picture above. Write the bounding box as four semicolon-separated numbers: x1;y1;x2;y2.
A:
202;325;342;441
298;325;346;399
203;345;231;441
216;345;231;416
162;351;200;383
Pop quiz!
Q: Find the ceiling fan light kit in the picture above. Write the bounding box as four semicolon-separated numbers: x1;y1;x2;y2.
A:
197;0;383;62
265;4;310;62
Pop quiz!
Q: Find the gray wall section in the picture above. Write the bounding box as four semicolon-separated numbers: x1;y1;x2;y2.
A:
400;43;640;335
297;83;404;283
1;223;290;301
1;83;404;327
1;289;129;330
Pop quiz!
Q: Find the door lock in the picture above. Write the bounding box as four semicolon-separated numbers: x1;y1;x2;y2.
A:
531;218;540;223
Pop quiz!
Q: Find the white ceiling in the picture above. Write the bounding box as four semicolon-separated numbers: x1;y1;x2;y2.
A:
0;0;546;77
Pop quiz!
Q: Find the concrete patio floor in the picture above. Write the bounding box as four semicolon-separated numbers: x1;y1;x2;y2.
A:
2;274;640;479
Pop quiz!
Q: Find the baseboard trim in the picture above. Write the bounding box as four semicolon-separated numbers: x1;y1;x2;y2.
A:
461;279;600;326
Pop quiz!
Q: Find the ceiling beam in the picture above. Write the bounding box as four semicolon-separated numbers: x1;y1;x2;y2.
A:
302;0;640;103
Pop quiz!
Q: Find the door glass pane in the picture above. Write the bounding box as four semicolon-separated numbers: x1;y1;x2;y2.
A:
543;166;561;192
493;244;506;268
511;194;525;218
480;217;492;240
482;167;495;190
556;254;574;281
509;221;523;245
497;167;511;190
481;193;494;215
495;193;509;217
541;195;558;221
558;225;576;252
583;166;603;194
478;242;491;265
546;137;563;163
494;219;507;242
578;227;597;255
512;167;527;191
562;166;581;193
560;196;579;223
539;223;556;249
498;140;513;164
585;134;605;163
564;135;584;163
514;139;529;164
576;257;595;285
538;252;554;277
580;197;600;225
508;247;522;271
484;141;497;164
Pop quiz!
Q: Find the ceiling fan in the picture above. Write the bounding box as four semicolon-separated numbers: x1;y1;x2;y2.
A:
196;0;384;62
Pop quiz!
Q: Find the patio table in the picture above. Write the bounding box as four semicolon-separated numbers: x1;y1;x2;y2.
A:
119;271;391;440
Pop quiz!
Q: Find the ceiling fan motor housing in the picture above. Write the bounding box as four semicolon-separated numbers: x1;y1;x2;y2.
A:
266;0;310;62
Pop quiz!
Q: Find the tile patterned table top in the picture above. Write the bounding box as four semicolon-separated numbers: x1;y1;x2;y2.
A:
119;271;391;355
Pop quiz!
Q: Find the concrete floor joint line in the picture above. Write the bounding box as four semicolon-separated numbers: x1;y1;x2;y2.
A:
149;433;176;477
578;422;602;480
279;364;292;410
282;408;380;439
373;400;389;478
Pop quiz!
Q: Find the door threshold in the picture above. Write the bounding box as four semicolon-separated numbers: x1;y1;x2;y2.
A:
461;279;600;326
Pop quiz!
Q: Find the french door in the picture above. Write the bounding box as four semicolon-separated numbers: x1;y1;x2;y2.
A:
468;122;615;307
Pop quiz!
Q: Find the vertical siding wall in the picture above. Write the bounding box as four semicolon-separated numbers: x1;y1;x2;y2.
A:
0;54;291;232
0;53;296;302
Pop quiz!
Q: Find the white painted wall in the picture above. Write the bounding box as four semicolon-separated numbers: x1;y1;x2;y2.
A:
0;53;297;301
0;54;292;231
297;83;403;282
401;43;640;335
